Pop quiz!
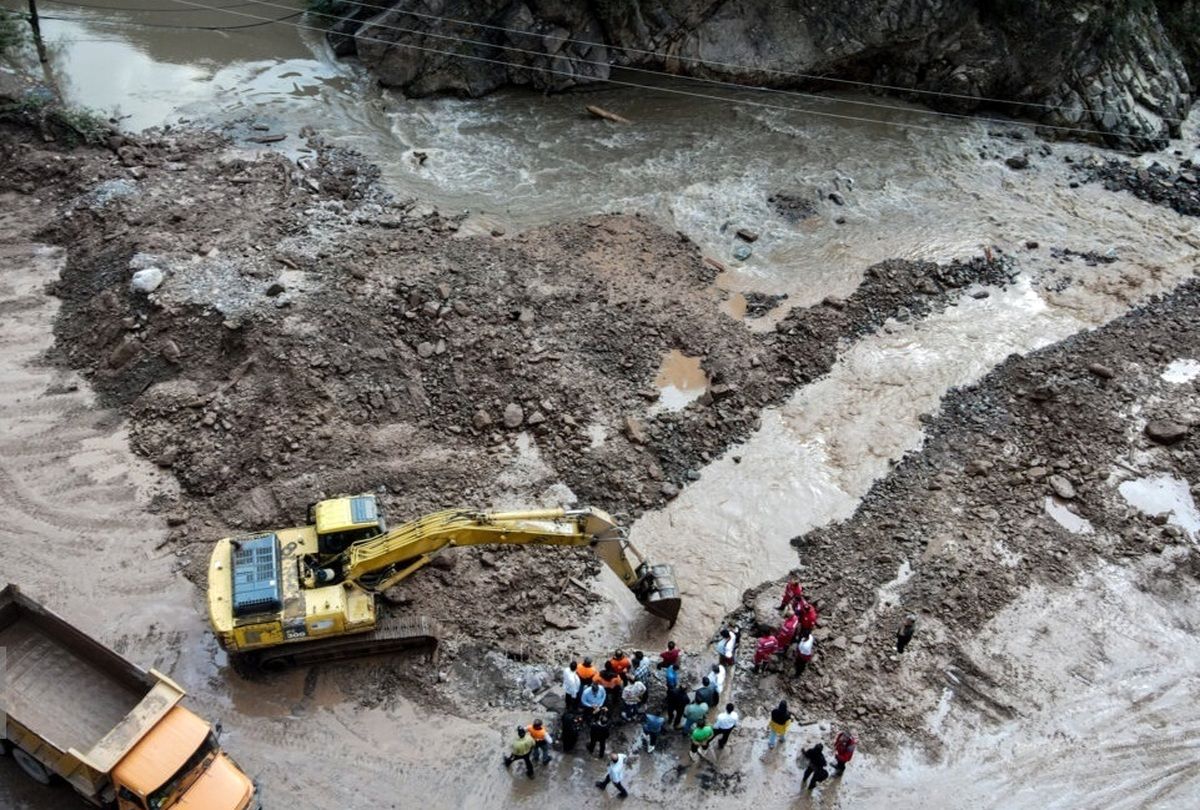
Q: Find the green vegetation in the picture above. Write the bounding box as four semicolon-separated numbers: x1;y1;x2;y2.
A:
0;93;112;146
0;10;27;55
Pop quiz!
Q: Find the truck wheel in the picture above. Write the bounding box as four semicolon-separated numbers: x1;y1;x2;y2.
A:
12;748;52;785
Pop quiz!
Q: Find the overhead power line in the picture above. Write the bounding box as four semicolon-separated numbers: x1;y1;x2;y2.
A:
162;0;1133;139
217;0;1119;137
42;0;264;12
297;0;1189;125
32;7;303;30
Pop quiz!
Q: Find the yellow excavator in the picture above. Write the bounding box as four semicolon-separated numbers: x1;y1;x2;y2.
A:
207;495;680;671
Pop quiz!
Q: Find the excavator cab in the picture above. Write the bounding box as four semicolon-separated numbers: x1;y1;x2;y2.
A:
312;495;387;554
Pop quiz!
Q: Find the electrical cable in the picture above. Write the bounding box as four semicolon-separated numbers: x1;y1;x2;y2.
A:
295;0;1190;124
235;0;1112;136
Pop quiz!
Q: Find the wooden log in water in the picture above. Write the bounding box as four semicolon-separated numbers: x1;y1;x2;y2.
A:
586;105;631;124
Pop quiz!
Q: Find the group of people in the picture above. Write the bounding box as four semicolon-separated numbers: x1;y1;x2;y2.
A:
752;576;820;676
503;574;914;797
503;641;736;796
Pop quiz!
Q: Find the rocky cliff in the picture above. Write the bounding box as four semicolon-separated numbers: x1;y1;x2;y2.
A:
326;1;1198;150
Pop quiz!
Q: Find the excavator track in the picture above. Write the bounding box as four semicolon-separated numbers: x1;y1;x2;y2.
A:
238;615;443;674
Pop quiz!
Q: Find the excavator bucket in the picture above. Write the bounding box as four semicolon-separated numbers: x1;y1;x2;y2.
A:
635;563;682;625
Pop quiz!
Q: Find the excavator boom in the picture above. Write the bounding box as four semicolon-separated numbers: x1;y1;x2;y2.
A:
207;497;680;669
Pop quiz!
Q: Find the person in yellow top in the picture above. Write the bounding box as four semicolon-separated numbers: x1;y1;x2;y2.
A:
503;726;536;779
767;700;797;750
526;719;553;765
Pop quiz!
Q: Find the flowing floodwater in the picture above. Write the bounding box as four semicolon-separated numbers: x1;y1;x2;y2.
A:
2;4;1200;808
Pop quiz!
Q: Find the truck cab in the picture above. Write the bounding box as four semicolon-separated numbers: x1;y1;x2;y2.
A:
112;707;255;810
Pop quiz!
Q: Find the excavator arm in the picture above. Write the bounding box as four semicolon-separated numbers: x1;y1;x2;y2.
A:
323;507;680;622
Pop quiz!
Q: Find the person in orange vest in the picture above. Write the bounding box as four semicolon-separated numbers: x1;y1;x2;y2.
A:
608;650;632;682
526;718;553;765
576;657;599;683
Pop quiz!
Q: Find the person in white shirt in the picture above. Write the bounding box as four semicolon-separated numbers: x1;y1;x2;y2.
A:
714;703;739;750
562;660;582;710
793;632;815;678
709;663;727;695
716;626;739;667
596;752;629;798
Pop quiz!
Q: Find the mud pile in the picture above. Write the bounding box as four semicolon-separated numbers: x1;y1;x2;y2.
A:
728;282;1200;750
0;121;1019;649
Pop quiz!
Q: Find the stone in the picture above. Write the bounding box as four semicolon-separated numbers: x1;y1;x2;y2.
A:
624;416;648;445
527;410;546;426
1048;474;1076;499
517;308;536;324
130;267;164;293
660;482;680;499
543;607;579;630
107;337;142;368
417;341;435;358
828;191;845;205
472;409;493;430
732;244;752;261
1145;420;1189;444
1006;155;1030;170
265;281;286;297
735;228;759;243
503;403;524;428
965;459;993;477
1086;362;1115;379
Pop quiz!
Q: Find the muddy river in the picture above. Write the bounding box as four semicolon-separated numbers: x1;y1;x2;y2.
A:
2;2;1199;807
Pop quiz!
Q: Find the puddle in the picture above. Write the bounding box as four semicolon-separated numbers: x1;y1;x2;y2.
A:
1161;358;1200;384
1044;496;1095;535
1118;475;1200;538
721;291;748;319
653;349;708;411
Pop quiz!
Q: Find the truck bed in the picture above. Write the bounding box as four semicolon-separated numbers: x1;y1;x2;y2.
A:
0;615;144;754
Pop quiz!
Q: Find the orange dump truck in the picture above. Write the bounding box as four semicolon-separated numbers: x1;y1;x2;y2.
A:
0;584;259;809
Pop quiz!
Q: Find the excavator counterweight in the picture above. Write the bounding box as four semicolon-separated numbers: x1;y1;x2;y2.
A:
207;497;680;671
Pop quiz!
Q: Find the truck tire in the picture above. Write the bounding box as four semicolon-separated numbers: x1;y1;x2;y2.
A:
12;747;52;785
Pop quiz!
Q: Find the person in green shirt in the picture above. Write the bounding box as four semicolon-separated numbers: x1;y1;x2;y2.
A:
503;726;536;779
682;696;709;733
690;721;715;761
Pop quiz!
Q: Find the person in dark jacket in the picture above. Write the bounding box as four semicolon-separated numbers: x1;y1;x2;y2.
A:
897;614;917;653
802;742;829;790
666;683;690;728
587;707;612;757
560;710;585;753
694;676;719;710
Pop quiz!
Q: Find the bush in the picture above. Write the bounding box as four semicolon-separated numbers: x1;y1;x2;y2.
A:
0;10;27;55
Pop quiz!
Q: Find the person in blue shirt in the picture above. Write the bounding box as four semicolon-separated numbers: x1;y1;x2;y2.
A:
664;663;679;689
639;712;666;753
580;682;607;719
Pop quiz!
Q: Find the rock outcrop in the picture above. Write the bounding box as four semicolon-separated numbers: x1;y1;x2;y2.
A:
325;0;1198;151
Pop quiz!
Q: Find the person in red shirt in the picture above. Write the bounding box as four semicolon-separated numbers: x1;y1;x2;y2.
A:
656;640;681;670
798;599;819;633
776;611;800;648
779;576;804;612
752;634;780;673
833;729;857;776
